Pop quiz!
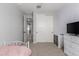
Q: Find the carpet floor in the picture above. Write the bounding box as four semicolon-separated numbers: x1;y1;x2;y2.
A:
30;42;64;56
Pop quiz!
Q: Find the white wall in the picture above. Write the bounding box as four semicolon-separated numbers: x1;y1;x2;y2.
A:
53;4;79;35
0;4;24;43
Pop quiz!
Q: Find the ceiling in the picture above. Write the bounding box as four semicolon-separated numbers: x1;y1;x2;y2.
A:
17;3;65;14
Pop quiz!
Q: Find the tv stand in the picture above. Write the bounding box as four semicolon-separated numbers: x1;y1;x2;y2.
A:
64;35;79;56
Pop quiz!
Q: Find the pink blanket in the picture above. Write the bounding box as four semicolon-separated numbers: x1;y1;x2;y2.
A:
0;46;32;56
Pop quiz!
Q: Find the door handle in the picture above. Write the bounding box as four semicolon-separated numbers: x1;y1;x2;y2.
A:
36;32;38;33
24;31;26;33
51;32;53;33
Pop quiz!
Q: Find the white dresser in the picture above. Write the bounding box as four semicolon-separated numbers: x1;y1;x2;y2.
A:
64;35;79;56
54;34;64;48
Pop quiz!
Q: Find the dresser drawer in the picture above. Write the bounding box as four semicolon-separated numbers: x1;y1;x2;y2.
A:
64;47;75;56
65;37;79;45
64;39;72;47
64;35;79;56
71;37;79;44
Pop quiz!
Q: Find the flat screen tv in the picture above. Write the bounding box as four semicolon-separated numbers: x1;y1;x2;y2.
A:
67;22;79;35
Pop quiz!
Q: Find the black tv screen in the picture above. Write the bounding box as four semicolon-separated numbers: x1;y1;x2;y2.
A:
67;22;79;34
75;22;79;34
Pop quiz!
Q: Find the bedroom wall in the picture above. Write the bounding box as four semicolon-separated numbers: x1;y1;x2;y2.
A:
53;4;79;35
0;4;24;44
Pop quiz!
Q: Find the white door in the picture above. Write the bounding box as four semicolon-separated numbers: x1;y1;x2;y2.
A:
34;14;53;42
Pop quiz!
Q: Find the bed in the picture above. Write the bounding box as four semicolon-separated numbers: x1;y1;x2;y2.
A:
0;41;32;56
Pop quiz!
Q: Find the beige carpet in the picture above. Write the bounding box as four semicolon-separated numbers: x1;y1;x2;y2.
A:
30;42;64;56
